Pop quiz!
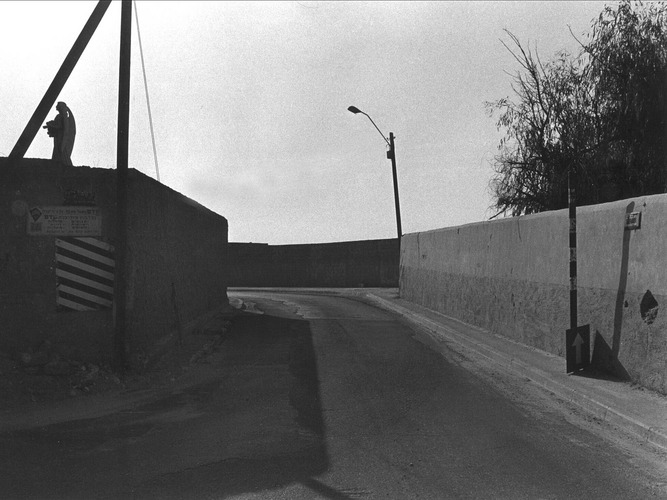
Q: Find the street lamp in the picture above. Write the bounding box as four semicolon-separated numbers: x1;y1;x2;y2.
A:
347;106;402;239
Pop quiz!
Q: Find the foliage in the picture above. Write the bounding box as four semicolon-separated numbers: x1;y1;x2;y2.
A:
487;0;667;218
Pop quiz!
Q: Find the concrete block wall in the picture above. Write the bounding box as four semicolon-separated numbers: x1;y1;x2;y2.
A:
125;171;229;364
399;195;667;394
229;239;399;288
0;159;117;361
0;158;229;368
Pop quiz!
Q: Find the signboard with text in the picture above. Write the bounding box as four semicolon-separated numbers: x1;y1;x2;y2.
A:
27;206;102;237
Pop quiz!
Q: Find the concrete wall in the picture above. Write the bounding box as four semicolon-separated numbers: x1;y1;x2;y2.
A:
124;171;229;367
400;195;667;394
0;158;229;369
1;159;117;362
229;239;399;288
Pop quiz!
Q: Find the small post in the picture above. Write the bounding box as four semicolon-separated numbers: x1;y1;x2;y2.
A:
114;0;132;372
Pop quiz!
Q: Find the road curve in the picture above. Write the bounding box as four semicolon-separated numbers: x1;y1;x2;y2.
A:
0;291;664;499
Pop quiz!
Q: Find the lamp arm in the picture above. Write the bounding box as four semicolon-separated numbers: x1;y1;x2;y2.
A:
361;112;391;147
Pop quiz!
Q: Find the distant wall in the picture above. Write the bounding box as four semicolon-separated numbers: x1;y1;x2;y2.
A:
0;158;228;369
399;195;667;394
229;239;399;288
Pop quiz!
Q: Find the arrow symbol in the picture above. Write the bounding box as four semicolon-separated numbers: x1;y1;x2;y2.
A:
573;333;584;365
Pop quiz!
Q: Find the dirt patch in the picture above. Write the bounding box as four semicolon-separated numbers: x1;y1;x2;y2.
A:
0;314;237;412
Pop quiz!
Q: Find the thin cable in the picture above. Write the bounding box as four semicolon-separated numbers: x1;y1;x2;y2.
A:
134;1;160;182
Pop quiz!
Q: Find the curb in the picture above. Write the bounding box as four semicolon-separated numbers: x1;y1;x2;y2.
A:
358;292;667;453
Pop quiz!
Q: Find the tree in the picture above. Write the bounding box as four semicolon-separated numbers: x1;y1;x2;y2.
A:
487;1;667;218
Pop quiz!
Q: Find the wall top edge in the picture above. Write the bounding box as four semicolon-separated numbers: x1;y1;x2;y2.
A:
0;157;226;223
403;193;667;237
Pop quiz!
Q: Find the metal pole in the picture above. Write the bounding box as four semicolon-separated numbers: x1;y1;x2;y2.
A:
568;164;577;331
114;0;132;372
9;0;111;160
347;106;401;241
388;132;402;239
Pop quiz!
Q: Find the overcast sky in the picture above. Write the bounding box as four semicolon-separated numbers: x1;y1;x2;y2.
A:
1;1;611;244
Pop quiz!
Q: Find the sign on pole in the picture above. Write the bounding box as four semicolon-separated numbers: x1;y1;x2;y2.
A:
566;324;590;373
565;163;589;374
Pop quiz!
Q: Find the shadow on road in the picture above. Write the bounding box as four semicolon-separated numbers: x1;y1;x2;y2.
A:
131;311;336;498
0;311;343;499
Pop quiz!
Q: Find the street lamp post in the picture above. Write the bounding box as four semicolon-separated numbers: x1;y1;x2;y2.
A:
347;106;402;239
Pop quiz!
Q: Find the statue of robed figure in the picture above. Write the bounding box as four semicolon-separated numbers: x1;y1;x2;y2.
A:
44;101;76;166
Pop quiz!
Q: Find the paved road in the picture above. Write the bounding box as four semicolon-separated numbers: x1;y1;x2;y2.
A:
1;291;665;499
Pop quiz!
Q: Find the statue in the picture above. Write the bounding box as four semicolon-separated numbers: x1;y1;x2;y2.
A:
44;102;76;166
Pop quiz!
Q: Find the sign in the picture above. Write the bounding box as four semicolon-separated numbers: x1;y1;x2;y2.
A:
566;324;590;373
27;206;102;237
625;211;641;230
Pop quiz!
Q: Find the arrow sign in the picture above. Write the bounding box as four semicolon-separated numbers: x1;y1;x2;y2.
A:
573;333;584;364
566;324;590;373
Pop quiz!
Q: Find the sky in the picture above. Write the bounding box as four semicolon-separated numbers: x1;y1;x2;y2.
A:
1;1;612;244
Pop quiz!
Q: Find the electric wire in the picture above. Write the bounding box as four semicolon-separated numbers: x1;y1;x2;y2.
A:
134;1;160;182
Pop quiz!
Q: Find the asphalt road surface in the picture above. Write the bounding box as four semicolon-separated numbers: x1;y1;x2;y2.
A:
1;291;666;499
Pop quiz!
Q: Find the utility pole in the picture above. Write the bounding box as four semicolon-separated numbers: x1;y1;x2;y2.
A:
388;132;402;239
348;106;403;242
114;0;132;371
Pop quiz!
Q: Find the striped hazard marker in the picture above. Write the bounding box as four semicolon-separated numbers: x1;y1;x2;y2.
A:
56;237;115;311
